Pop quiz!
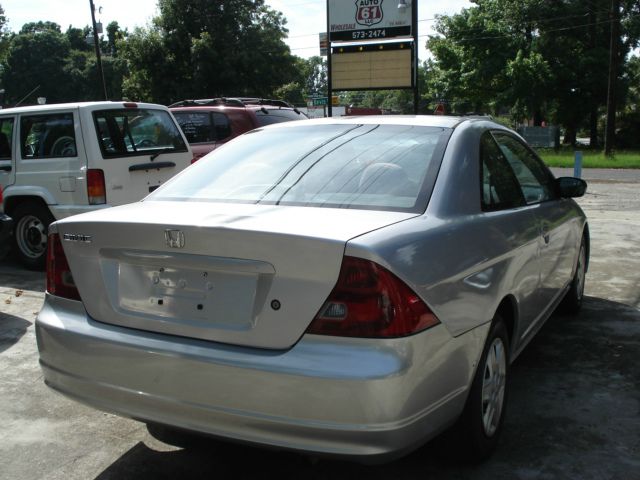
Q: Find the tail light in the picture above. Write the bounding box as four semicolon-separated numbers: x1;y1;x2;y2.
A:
46;233;81;301
306;257;440;338
87;169;106;205
0;185;3;204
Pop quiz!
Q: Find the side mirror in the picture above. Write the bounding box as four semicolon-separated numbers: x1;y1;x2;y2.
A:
557;177;587;198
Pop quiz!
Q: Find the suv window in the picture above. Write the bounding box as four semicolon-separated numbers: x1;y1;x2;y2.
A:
492;132;556;204
172;112;232;144
480;132;526;211
212;112;231;140
254;109;304;127
94;108;187;158
0;118;14;159
21;113;77;159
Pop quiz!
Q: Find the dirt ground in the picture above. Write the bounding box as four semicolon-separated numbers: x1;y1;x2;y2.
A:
0;171;638;480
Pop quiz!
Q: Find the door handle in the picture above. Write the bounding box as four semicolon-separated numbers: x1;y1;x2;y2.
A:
0;165;11;172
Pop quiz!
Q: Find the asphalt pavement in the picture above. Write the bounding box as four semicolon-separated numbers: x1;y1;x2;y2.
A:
0;171;639;479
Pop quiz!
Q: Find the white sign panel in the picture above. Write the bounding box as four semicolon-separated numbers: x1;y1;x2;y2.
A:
328;0;412;42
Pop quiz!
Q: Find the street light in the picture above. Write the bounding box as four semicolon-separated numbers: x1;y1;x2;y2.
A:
89;0;108;100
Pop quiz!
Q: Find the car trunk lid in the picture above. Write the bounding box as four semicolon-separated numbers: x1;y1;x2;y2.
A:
57;201;416;349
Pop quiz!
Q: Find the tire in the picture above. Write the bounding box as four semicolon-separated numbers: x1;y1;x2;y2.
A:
12;201;54;270
558;237;587;314
444;317;510;463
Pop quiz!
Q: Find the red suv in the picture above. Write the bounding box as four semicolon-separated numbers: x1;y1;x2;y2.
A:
170;98;308;162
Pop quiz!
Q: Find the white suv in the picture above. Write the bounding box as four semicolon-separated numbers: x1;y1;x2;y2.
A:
0;101;192;268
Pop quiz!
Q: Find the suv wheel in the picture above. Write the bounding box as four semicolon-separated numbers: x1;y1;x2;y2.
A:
12;202;53;270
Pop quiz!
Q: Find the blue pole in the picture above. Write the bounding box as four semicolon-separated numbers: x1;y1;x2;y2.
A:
574;151;583;178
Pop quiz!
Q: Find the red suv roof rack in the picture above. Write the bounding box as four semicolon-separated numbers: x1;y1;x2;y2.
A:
168;97;293;109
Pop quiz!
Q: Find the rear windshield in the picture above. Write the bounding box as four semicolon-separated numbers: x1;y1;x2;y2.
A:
151;124;451;213
94;108;187;158
254;109;306;126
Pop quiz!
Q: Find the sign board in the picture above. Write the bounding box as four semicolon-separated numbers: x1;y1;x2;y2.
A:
331;43;413;90
328;0;412;42
309;97;329;106
319;32;328;56
332;95;340;106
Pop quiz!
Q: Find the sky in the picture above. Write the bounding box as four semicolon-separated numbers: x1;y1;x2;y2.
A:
2;0;472;60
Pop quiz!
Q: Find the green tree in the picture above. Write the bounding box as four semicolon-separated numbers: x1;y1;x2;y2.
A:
119;0;297;104
2;25;72;104
426;0;639;145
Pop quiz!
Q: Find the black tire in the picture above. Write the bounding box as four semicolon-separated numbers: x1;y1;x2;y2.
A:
445;317;510;463
558;237;587;314
11;201;54;270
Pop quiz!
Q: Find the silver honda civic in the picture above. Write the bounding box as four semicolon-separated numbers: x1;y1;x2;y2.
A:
36;116;588;463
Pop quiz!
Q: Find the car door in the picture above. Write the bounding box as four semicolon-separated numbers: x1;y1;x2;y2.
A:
480;131;542;337
0;116;16;193
492;132;574;320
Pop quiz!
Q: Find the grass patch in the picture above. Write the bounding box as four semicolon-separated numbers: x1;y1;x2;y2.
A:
536;149;640;168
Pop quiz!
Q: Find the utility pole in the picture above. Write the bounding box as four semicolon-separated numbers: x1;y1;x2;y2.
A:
89;0;108;101
604;0;621;156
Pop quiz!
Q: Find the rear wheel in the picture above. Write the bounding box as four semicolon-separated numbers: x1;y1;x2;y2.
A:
444;317;510;463
558;238;587;314
12;202;54;270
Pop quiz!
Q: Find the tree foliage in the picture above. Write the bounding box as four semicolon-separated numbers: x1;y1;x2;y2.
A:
425;0;640;145
118;0;298;104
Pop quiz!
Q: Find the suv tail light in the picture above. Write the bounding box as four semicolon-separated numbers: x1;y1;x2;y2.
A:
306;257;440;338
0;185;3;204
87;169;106;205
46;233;81;301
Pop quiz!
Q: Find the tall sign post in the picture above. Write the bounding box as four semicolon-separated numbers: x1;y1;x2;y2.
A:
326;0;418;117
89;0;108;100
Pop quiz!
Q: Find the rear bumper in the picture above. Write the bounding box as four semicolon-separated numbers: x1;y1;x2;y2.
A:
0;213;13;256
36;294;489;460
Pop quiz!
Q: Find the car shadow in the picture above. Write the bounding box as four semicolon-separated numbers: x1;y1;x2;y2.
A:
93;295;640;479
0;311;32;354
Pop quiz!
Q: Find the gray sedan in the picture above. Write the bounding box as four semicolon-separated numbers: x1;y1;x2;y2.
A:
36;116;588;463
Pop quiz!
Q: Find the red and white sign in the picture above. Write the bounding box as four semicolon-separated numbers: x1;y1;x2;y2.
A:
355;0;384;27
328;0;411;42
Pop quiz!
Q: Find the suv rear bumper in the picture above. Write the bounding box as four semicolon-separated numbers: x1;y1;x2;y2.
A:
36;294;487;461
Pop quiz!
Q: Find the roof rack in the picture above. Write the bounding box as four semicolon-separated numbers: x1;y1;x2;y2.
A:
168;97;294;109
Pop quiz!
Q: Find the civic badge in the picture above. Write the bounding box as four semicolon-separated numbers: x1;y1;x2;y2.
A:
164;229;185;248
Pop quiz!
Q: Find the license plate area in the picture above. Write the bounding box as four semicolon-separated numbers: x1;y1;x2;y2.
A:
117;263;258;330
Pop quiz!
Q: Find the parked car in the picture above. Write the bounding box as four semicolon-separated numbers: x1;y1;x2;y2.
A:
170;97;307;161
36;116;588;463
0;101;192;268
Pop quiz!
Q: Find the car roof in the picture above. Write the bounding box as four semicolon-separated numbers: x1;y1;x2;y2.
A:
0;101;168;115
259;115;486;130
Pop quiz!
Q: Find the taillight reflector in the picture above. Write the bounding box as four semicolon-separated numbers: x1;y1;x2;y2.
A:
46;233;81;301
87;169;106;205
306;257;440;338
